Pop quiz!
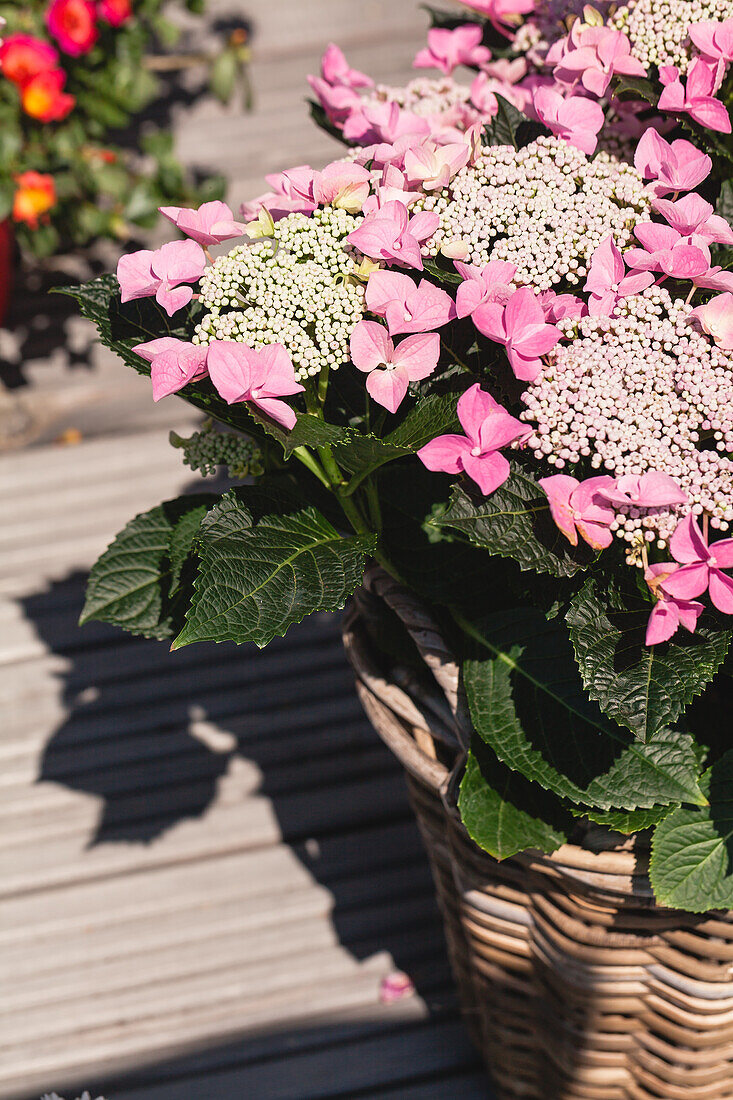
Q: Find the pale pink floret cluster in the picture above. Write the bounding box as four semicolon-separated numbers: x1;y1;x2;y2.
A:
520;287;733;557
422;137;650;289
609;0;733;71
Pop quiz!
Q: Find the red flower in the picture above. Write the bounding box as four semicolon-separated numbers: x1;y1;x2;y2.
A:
98;0;133;27
21;69;75;122
0;34;59;87
46;0;99;56
12;172;57;229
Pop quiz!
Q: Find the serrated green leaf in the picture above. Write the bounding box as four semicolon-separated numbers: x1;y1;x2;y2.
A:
567;578;730;744
335;392;460;492
432;470;594;577
650;750;733;912
572;804;676;834
459;736;571;859
463;608;707;811
173;494;377;649
422;257;463;285
482;95;527;149
612;75;659;104
80;495;215;639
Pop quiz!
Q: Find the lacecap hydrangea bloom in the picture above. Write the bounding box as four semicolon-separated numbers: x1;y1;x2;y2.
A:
194;207;367;382
421;136;650;289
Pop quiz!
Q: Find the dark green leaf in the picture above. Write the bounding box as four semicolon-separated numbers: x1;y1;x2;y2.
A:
432;469;594;577
459;736;571;859
612;75;659;104
482;95;527;149
567;578;730;743
80;495;215;639
422;257;463;285
650;750;733;912
172;491;377;649
572;804;677;834
463;608;707;811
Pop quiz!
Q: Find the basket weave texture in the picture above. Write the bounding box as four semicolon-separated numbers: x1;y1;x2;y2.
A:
343;568;733;1100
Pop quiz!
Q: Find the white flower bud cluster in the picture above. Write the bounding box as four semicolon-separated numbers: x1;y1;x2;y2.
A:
367;76;473;119
610;0;733;71
194;207;366;381
170;423;264;479
520;287;733;561
419;137;650;290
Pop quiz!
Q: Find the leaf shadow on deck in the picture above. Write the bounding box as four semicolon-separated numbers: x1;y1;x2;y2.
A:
17;570;487;1092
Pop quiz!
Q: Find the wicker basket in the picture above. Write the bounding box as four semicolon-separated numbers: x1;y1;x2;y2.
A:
343;568;733;1100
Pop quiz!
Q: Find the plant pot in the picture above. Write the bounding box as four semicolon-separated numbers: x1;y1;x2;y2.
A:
343;568;733;1100
0;220;14;327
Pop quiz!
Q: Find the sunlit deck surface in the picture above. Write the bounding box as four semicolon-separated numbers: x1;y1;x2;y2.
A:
0;1;493;1095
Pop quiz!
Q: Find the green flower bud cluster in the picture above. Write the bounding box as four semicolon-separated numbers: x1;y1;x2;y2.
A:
170;422;264;480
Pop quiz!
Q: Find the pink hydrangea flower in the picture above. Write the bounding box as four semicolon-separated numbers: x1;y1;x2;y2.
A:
661;513;733;613
365;271;455;335
596;471;688;509
362;165;420;216
307;75;362;126
403;140;470;191
418;383;530;495
319;43;373;89
350;320;440;413
539;474;616;550
692;267;733;294
634;130;712;196
413;26;491;76
455;259;517;318
658;58;731;134
342;101;430;146
133;338;209;402
347;200;439;271
532;86;604;155
469;71;528;118
645;563;704;646
473;286;560;382
116;240;206;317
312;161;371;212
584;235;652;316
159;201;248;247
624;223;711;280
538;290;585;322
460;0;535;34
652;193;733;248
689;293;733;351
206;342;304;430
689;18;733;65
547;24;647;96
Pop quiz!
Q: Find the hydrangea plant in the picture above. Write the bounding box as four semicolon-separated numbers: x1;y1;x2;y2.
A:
0;0;249;257
68;2;733;914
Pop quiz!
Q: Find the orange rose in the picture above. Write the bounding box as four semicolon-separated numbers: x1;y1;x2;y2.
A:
13;172;57;229
21;68;75;122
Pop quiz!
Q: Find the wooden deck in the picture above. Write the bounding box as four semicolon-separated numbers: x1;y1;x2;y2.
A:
0;1;496;1095
0;425;489;1099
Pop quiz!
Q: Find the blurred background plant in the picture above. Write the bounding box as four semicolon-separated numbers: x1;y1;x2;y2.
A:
0;0;252;260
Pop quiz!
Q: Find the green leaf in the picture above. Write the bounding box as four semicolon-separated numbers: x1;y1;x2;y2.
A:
572;804;677;834
335;392;460;492
650;750;733;912
567;578;730;743
482;95;529;149
462;608;707;811
422;257;463;285
612;75;659;104
80;495;215;639
459;736;571;859
432;469;594;577
172;491;377;649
